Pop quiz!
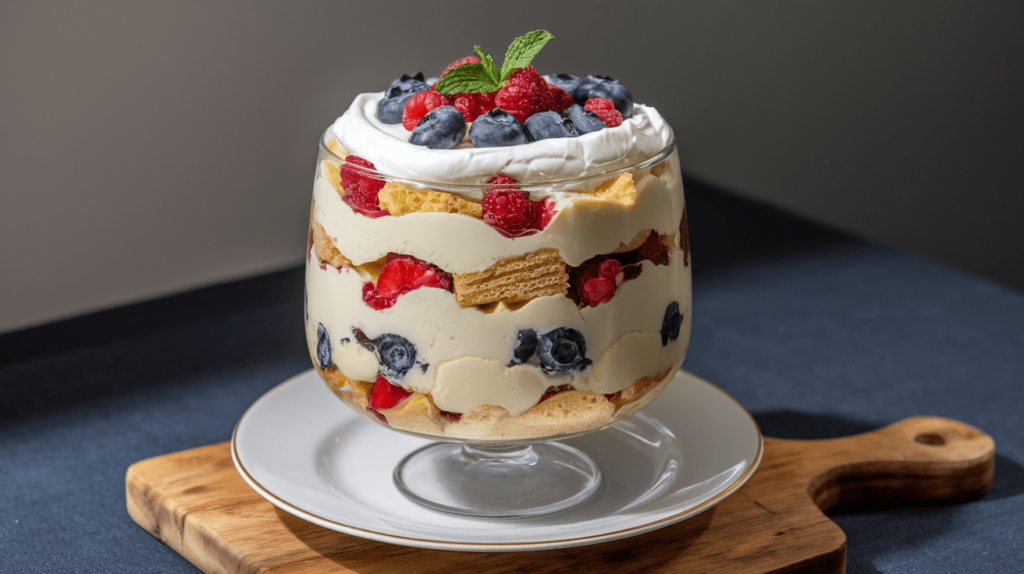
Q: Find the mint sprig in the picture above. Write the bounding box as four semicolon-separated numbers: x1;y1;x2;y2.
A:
500;30;553;82
434;30;554;94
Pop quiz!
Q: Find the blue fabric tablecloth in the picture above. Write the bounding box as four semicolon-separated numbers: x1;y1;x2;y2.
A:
1;178;1021;573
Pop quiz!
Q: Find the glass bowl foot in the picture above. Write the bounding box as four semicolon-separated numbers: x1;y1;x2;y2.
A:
393;442;602;518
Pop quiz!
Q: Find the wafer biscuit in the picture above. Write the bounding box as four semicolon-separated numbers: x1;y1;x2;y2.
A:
453;248;569;307
377;181;482;218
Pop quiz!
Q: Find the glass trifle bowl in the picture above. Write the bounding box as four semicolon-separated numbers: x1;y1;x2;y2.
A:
304;94;691;517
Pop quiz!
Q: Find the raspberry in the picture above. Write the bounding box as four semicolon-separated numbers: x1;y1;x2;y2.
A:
339;156;388;217
474;91;497;115
368;374;412;418
450;93;479;123
488;174;518;189
638;232;671;265
598;259;623;281
441;56;480;78
495;66;553;124
584;98;623;127
482;176;535;237
582;277;616;306
546;84;573;113
362;253;452;310
402;90;447;131
532;197;556;231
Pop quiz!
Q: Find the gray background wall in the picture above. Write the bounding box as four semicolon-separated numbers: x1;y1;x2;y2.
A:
2;1;1021;333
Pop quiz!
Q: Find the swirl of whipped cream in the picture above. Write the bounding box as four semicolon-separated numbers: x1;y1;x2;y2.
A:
330;92;674;185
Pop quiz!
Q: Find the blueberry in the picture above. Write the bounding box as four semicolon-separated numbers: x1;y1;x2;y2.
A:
409;105;466;149
524;111;578;141
469;108;530;147
510;329;539;366
567;104;605;135
376;73;429;124
385;72;428;97
537;328;588;373
316;323;331;369
572;75;633;119
661;301;684;346
545;74;581;95
376;334;417;380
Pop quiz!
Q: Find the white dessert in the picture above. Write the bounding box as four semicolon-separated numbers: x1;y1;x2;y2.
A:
305;89;691;441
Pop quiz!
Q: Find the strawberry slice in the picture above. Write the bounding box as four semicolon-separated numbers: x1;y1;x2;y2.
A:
368;374;412;415
362;254;453;310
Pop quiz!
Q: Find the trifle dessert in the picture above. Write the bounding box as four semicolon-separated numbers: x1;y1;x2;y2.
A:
305;31;691;443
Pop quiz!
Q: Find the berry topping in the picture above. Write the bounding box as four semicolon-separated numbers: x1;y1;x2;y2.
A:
402;90;447;131
441;56;481;78
536;327;589;373
482;176;536;237
362;253;453;310
494;66;556;124
316;323;331;369
449;93;480;123
566;104;606;134
473;91;498;115
410;105;466;149
510;329;538;366
469;108;530;148
339;156;389;217
377;73;430;124
661;301;684;346
368;374;412;415
546;83;574;113
545;74;582;96
377;334;418;381
524;110;577;140
584;98;623;127
572;75;633;119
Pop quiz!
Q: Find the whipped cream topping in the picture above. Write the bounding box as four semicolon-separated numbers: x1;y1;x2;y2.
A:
330;92;674;186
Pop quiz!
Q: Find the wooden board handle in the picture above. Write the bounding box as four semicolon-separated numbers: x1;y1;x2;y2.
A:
765;416;995;511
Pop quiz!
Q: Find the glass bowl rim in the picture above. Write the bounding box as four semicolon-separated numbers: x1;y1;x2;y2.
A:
319;128;677;195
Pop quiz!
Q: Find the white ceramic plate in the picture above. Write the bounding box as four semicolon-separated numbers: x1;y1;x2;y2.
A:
232;369;762;552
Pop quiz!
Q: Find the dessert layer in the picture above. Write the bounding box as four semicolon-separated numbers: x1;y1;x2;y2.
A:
305;248;691;411
316;360;680;441
330;92;674;186
312;152;685;274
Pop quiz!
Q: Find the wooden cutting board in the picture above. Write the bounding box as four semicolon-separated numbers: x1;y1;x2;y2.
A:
126;416;993;574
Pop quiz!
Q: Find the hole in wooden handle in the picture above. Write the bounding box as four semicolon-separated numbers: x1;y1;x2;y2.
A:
915;433;946;446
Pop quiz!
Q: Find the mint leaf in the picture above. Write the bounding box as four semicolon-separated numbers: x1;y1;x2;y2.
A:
434;64;500;94
473;45;501;87
500;30;554;82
